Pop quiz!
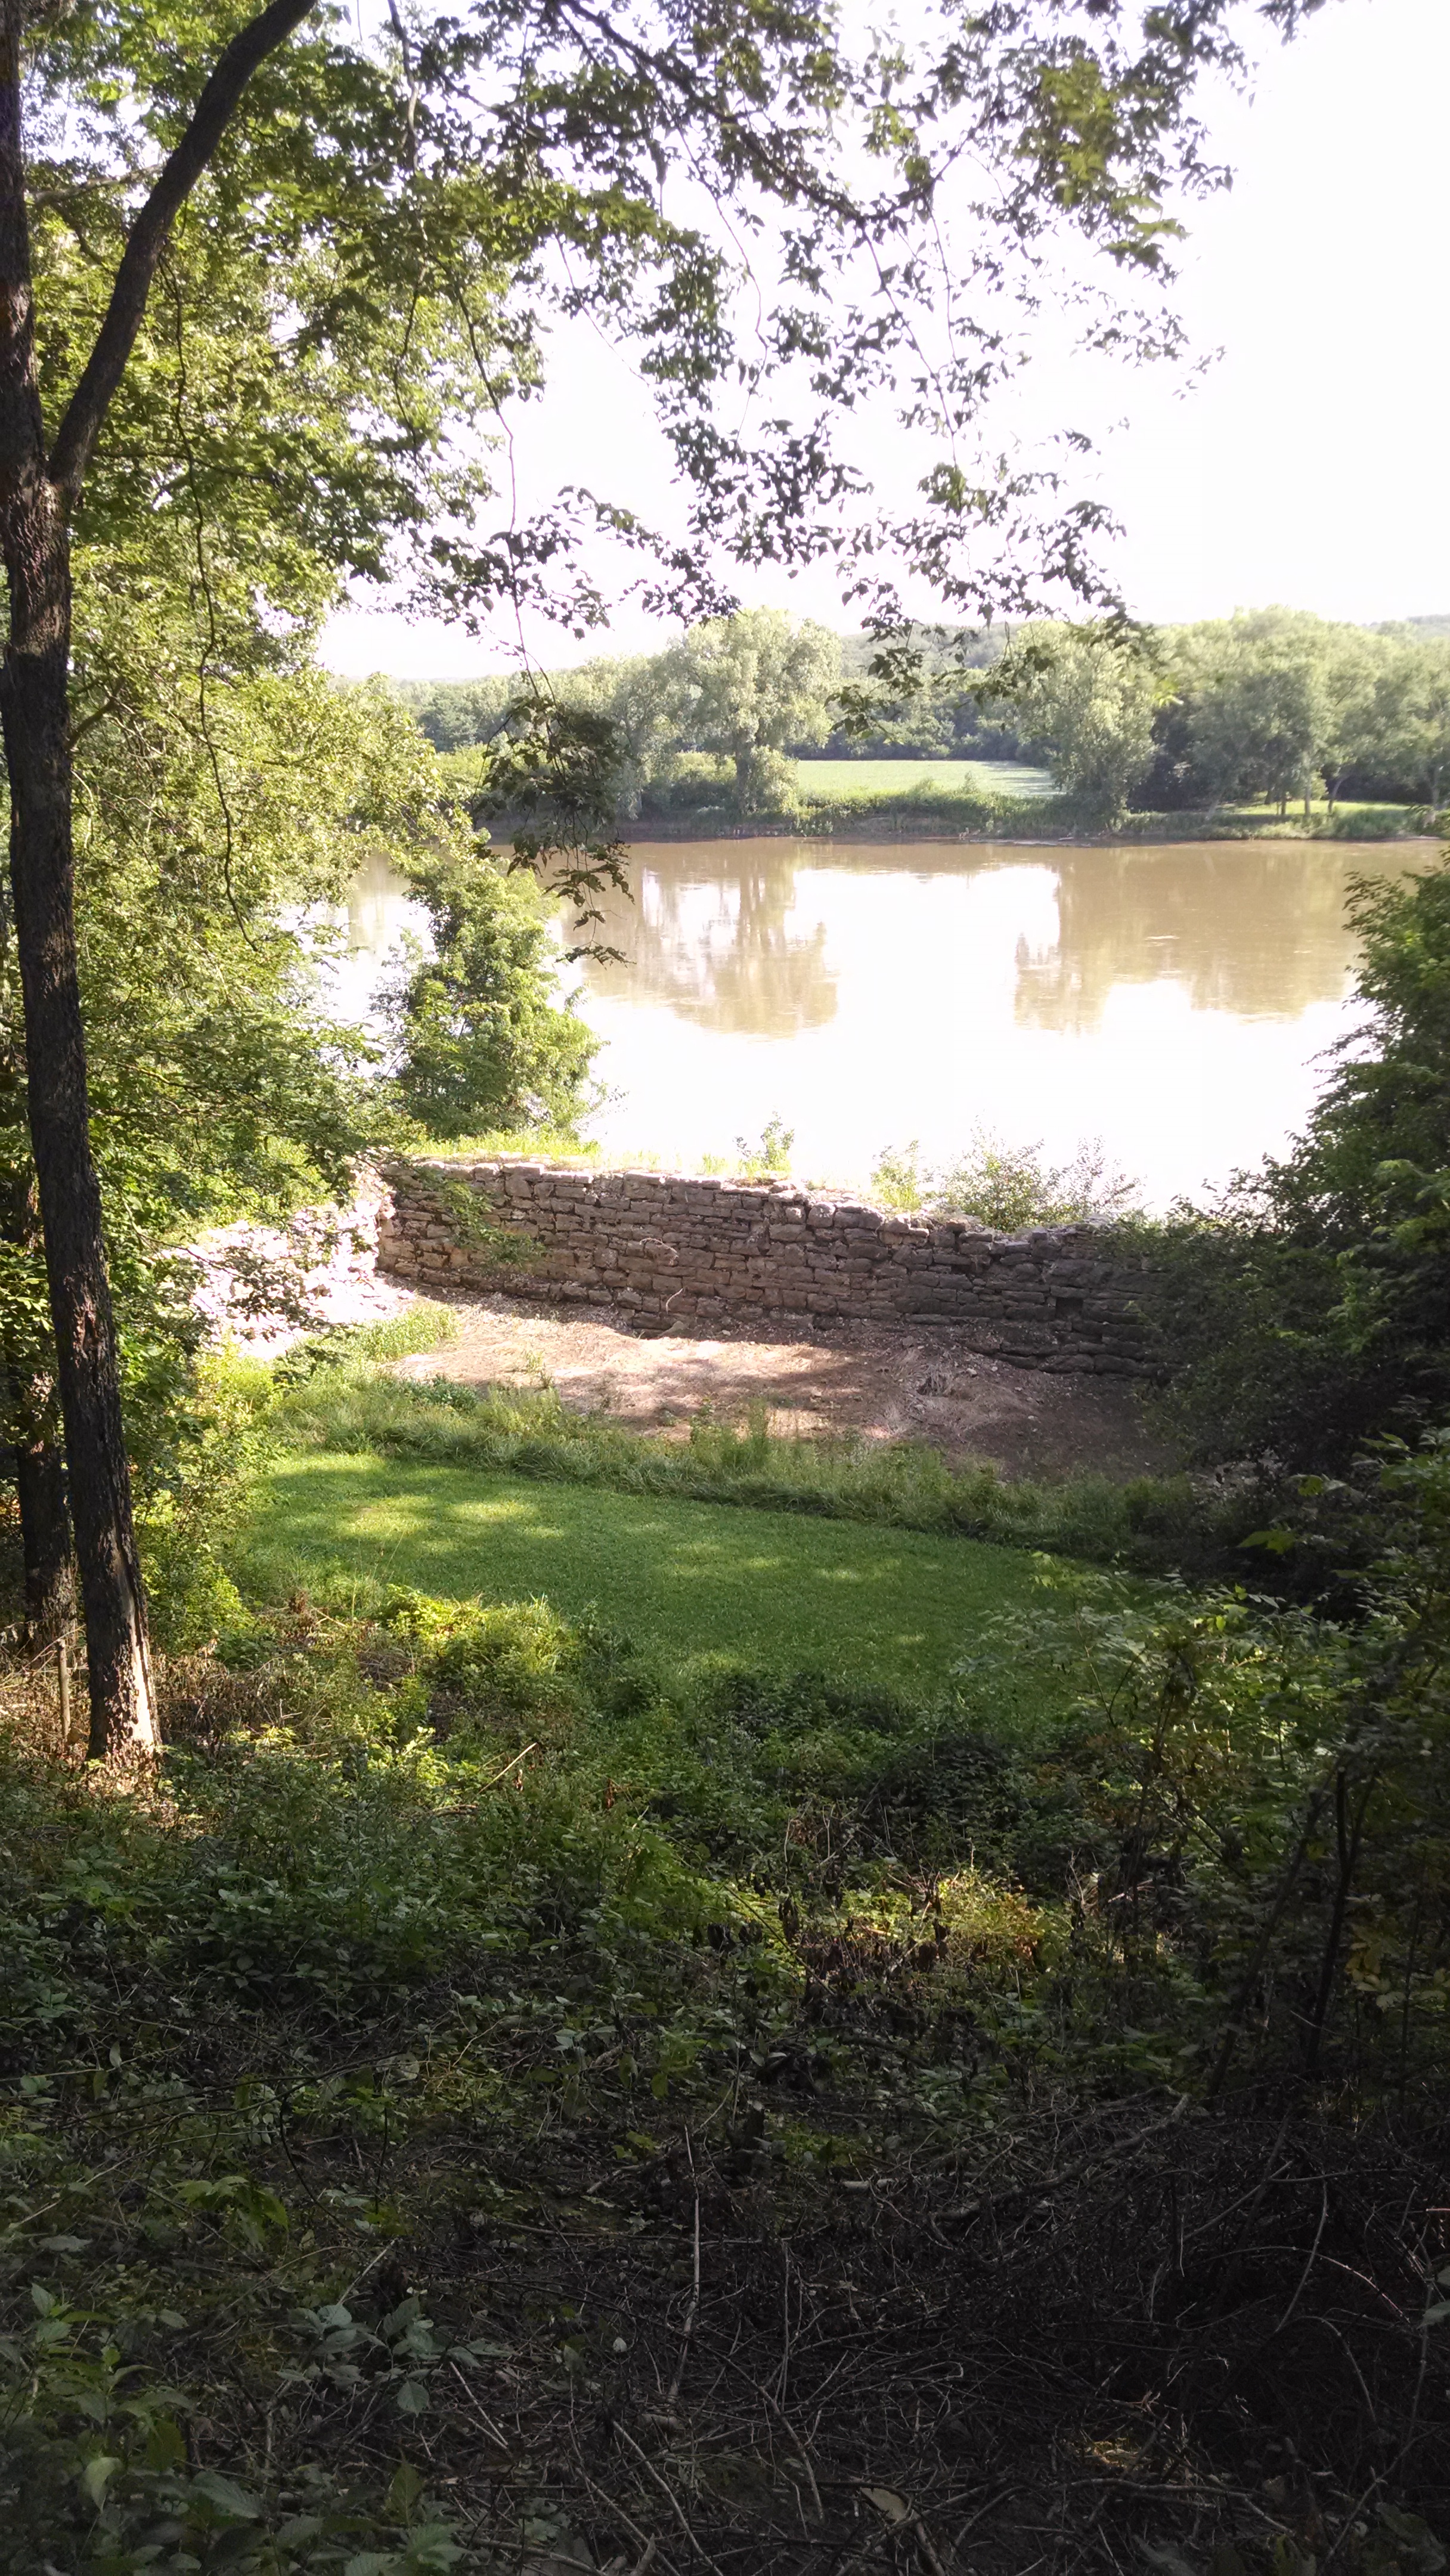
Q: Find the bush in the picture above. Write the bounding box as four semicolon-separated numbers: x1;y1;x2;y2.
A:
871;1129;1140;1228
7;1459;1450;2562
384;847;597;1138
1148;857;1450;1466
136;1348;278;1654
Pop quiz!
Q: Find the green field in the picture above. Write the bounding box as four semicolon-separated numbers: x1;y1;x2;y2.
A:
245;1451;1056;1687
791;756;1057;803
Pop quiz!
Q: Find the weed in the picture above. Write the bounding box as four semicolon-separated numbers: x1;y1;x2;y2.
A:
872;1128;1141;1230
2;1509;1449;2565
733;1113;795;1177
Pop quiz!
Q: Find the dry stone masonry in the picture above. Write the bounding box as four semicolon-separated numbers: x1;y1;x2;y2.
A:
377;1159;1154;1374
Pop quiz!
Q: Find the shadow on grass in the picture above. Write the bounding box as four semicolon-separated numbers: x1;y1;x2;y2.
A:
240;1451;1058;1685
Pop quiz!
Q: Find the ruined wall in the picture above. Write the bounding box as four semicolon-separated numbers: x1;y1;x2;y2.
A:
376;1160;1154;1374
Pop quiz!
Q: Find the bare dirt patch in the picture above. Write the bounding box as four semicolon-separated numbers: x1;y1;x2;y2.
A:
394;1291;1179;1481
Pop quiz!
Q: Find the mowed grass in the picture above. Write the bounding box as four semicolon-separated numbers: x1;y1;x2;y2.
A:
791;757;1058;803
244;1451;1055;1688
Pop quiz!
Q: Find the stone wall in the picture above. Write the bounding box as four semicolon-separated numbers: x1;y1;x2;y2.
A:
376;1160;1154;1374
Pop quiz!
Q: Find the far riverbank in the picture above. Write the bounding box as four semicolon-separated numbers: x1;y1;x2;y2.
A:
608;802;1440;846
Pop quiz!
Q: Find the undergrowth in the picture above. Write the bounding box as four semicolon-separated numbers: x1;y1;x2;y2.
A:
5;1448;1450;2568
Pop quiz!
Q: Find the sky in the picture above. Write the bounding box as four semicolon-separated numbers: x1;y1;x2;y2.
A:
320;0;1450;683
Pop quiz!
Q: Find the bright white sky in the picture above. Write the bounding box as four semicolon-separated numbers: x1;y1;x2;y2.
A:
321;0;1450;681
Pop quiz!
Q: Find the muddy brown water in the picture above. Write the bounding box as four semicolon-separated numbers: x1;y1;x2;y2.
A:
342;835;1425;1211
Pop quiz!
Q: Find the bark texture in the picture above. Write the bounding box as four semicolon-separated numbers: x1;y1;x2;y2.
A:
0;4;155;1752
16;1432;72;1644
0;1;315;1755
0;481;157;1752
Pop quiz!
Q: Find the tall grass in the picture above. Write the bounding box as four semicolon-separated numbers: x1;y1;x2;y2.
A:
275;1364;1249;1573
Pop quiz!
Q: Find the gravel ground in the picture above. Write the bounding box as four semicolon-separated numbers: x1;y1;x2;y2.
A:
393;1290;1178;1480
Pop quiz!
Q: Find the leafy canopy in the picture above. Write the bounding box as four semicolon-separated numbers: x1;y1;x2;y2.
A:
24;1;1329;653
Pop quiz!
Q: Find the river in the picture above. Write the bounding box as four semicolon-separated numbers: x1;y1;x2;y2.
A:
342;835;1430;1210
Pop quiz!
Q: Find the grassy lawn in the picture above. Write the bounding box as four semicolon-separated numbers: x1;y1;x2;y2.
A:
791;756;1057;803
244;1451;1057;1688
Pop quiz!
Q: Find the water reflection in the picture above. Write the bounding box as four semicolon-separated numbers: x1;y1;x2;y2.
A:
593;859;836;1036
572;837;1418;1205
584;838;1390;1043
338;834;1425;1209
323;847;429;1029
1016;842;1373;1033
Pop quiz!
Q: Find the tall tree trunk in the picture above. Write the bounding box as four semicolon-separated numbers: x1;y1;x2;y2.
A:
0;10;156;1756
16;1431;71;1644
0;1124;75;1644
0;520;157;1754
0;0;313;1751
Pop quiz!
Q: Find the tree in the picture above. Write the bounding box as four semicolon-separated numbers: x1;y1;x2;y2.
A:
552;656;685;819
1316;623;1383;812
0;0;1320;1752
0;586;448;1676
670;611;841;815
386;850;598;1139
1178;610;1333;815
1151;862;1450;1469
1362;639;1450;812
983;622;1160;825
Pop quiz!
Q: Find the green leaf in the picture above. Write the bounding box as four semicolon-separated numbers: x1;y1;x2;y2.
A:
145;2417;188;2472
387;2463;426;2522
82;2455;123;2507
191;2467;264;2519
395;2378;429;2415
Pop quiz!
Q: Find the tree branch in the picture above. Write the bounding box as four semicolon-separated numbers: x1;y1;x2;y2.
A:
47;0;318;503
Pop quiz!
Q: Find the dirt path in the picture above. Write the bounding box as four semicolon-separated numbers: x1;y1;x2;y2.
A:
394;1292;1178;1481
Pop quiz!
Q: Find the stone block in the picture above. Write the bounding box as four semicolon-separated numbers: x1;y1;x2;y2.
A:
375;1159;1158;1378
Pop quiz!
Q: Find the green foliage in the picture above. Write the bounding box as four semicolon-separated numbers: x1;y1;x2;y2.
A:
8;1420;1450;2553
136;1317;451;1659
384;850;598;1143
733;1114;795;1177
135;1349;278;1656
1175;609;1334;813
666;612;841;816
14;0;1290;665
869;1139;931;1212
980;621;1163;825
871;1129;1141;1228
351;1303;460;1364
383;1590;581;1745
1149;858;1450;1465
1141;609;1450;816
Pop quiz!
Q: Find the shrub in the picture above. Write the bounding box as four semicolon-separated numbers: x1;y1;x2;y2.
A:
136;1348;277;1654
1148;857;1450;1466
871;1129;1140;1229
383;847;597;1138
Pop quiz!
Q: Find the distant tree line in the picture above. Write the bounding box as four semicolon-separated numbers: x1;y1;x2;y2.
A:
983;608;1450;827
396;604;1450;830
394;609;1022;818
